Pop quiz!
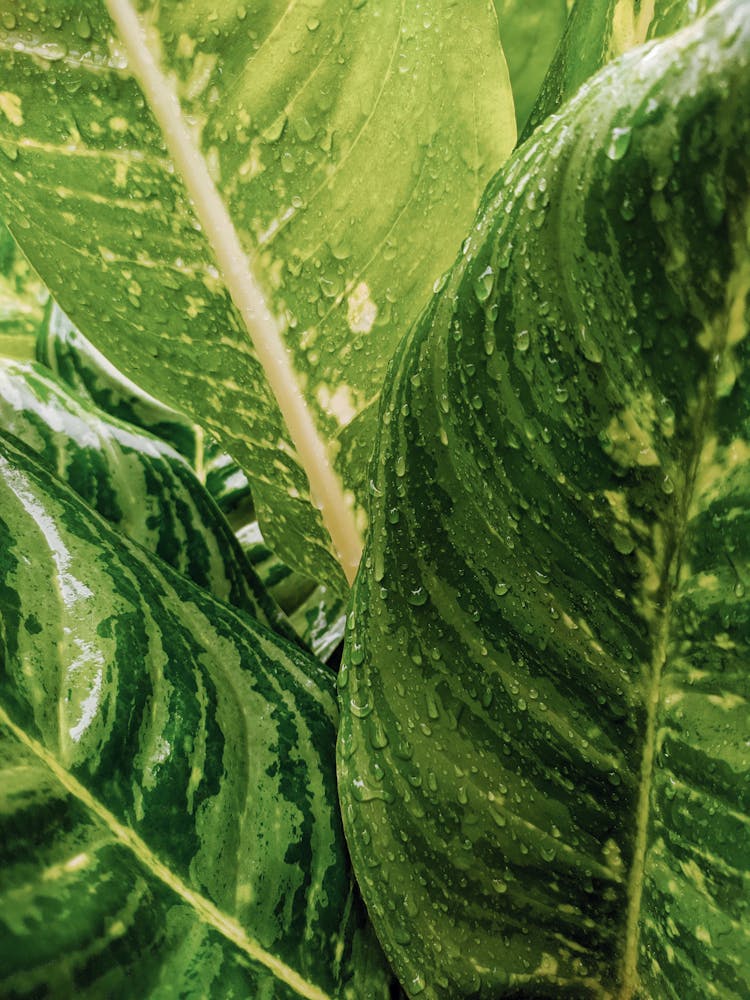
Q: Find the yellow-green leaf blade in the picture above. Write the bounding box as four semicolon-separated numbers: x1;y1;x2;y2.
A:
0;0;516;590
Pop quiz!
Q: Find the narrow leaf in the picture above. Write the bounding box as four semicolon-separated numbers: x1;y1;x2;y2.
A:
493;0;569;133
524;0;719;137
339;5;750;996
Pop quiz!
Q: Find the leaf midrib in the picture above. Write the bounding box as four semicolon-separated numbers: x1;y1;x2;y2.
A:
103;0;362;585
619;213;746;998
0;703;331;1000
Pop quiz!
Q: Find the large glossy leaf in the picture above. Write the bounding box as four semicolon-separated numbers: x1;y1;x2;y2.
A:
524;0;719;137
0;429;393;998
0;220;48;359
493;0;569;133
0;357;296;643
339;4;750;997
0;0;516;591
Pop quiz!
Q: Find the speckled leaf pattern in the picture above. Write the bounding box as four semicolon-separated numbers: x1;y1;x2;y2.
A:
493;0;569;133
0;430;393;999
339;5;750;997
0;219;48;360
524;0;719;138
0;358;296;643
0;1;516;591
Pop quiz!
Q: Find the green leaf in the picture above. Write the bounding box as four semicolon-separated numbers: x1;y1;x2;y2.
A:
339;5;750;997
493;0;569;133
0;357;296;643
37;303;207;468
238;522;346;664
0;429;393;999
524;0;719;137
34;311;345;658
38;304;260;525
0;1;516;591
0;220;48;360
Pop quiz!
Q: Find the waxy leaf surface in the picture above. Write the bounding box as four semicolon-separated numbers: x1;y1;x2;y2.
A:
339;5;750;997
0;358;294;640
0;220;47;359
0;430;392;998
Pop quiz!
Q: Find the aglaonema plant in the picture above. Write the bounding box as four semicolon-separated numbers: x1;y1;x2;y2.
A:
0;1;748;998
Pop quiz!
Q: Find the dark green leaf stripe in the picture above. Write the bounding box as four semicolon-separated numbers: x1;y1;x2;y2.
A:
0;358;295;644
524;0;718;139
38;305;257;526
0;431;392;998
339;5;750;997
37;303;207;468
238;522;346;664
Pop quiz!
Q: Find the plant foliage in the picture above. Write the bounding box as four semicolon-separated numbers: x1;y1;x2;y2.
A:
0;1;748;998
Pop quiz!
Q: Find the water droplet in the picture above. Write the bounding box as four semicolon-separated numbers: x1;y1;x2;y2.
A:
37;41;68;61
606;127;632;161
76;12;92;40
408;972;426;995
351;777;393;803
407;586;428;607
473;266;494;303
494;582;509;597
306;16;320;30
579;325;603;363
350;692;373;718
492;878;508;894
661;474;675;495
368;718;389;749
734;581;745;599
514;329;530;352
262;114;287;143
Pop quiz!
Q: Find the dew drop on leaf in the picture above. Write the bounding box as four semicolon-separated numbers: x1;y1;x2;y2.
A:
606;126;632;160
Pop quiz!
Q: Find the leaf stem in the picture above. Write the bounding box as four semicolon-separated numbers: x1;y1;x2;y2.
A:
104;0;363;585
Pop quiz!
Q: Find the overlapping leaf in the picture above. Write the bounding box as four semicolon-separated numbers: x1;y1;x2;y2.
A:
524;0;719;137
339;4;750;996
0;358;294;641
36;310;346;659
0;0;516;590
493;0;569;133
0;430;393;998
37;303;209;470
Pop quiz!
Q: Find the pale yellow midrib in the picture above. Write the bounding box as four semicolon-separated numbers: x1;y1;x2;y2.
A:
104;0;362;585
618;219;747;997
0;705;330;1000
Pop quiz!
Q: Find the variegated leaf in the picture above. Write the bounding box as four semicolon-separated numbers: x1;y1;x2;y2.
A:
339;5;750;996
0;429;393;999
